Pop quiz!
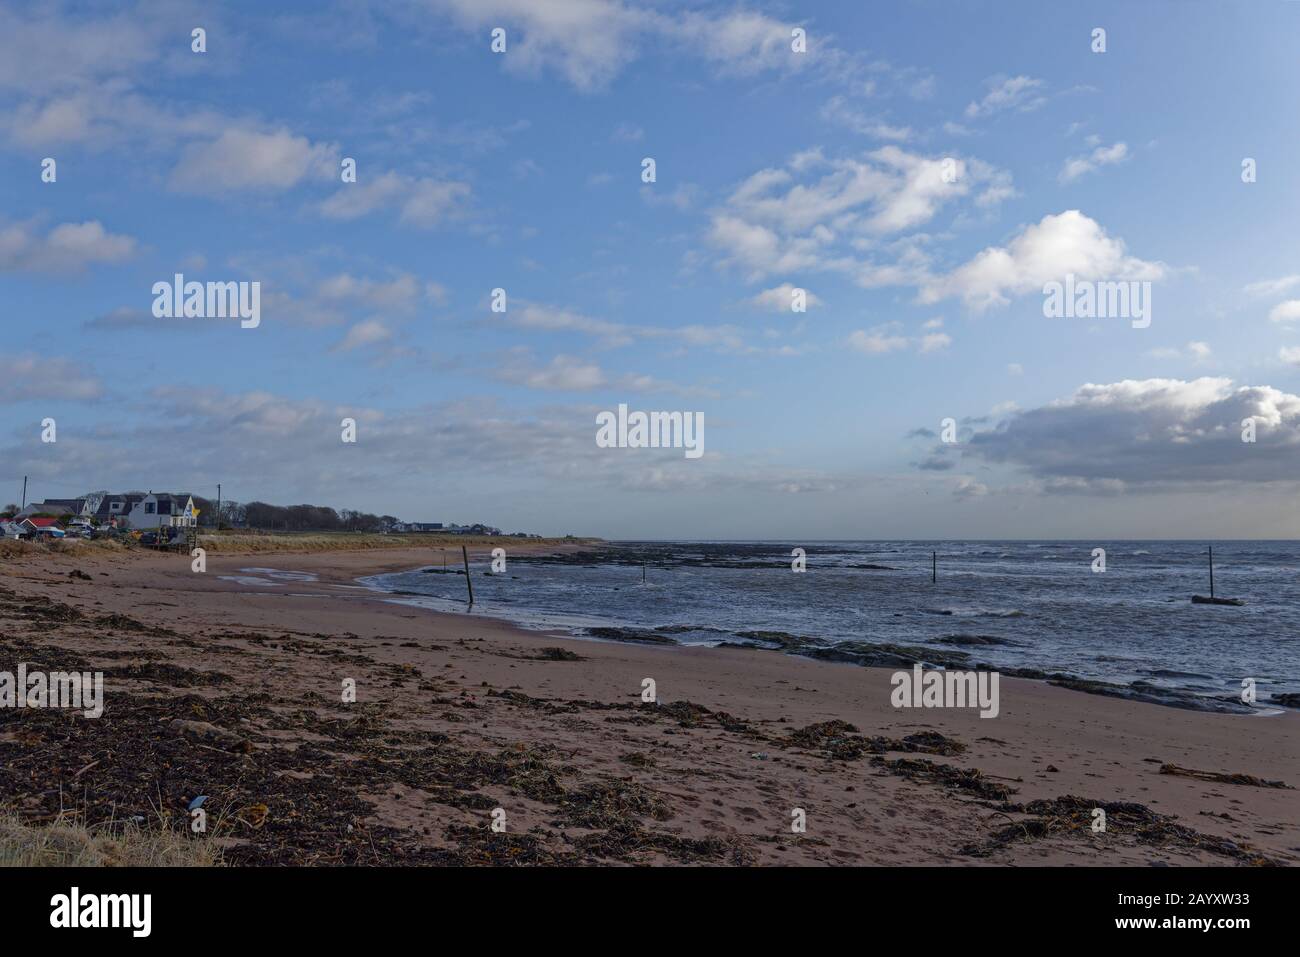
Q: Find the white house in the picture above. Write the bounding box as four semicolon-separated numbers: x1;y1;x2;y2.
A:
125;493;197;530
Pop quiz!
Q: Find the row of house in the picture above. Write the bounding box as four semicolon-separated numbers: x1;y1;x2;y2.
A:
390;521;504;535
4;492;197;535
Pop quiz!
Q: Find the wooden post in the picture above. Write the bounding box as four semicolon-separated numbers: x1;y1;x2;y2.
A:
932;551;937;584
1208;546;1214;599
642;564;646;585
461;545;474;605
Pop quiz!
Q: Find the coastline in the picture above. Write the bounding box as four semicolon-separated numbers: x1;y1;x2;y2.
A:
1;543;1296;865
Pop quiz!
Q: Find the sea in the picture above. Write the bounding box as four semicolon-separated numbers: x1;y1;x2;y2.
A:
360;540;1300;712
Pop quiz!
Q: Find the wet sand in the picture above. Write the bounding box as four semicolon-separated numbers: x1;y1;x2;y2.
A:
1;543;1296;865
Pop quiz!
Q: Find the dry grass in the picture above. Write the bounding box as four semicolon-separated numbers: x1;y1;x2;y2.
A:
0;538;127;561
0;532;594;561
196;532;595;554
0;813;221;867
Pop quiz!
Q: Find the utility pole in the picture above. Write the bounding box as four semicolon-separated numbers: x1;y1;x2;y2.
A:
216;483;221;531
21;476;27;509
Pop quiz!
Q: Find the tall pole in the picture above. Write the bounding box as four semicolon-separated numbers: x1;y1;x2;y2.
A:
461;545;474;606
1208;546;1215;599
932;551;937;584
21;476;27;509
216;483;221;531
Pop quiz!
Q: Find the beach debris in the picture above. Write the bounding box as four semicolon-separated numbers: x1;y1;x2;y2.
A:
1158;763;1291;789
188;796;209;812
68;569;92;581
236;803;269;829
960;795;1280;865
168;719;251;753
783;721;966;761
874;757;1012;801
534;647;584;661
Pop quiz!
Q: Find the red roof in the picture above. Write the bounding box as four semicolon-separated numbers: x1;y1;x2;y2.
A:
23;517;60;527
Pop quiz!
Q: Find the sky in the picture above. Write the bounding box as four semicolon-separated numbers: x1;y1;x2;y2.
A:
2;0;1300;539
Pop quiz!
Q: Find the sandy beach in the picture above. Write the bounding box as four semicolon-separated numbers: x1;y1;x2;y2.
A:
1;542;1296;866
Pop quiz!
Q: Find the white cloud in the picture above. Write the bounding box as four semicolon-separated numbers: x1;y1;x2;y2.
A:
819;96;913;140
708;146;1013;282
0;219;136;273
1280;346;1300;367
748;283;823;312
848;325;909;355
316;273;426;311
317;171;471;227
1268;300;1300;324
1148;341;1213;363
1244;275;1300;298
423;1;809;91
919;332;952;353
964;75;1046;119
1059;141;1129;183
497;352;607;391
0;355;103;403
171;128;338;193
333;319;393;352
921;210;1166;310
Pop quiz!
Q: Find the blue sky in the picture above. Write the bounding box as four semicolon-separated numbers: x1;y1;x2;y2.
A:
3;0;1300;538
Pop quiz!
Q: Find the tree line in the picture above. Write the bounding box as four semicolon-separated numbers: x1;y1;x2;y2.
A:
192;498;399;532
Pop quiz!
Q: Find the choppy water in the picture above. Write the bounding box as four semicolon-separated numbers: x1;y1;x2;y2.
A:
361;541;1300;711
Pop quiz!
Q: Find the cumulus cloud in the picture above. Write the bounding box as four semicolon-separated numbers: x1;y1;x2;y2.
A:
708;146;1013;281
1267;300;1300;324
963;377;1300;485
0;219;136;273
920;210;1166;310
170;128;338;193
748;283;823;312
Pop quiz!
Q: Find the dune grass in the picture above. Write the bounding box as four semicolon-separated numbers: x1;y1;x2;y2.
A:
0;813;220;867
196;531;595;554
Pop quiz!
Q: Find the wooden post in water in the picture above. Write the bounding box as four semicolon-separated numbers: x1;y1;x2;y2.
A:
461;545;474;606
642;564;646;585
932;551;937;584
1208;546;1215;599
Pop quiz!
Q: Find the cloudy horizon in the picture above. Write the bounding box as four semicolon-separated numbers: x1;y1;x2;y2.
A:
3;1;1299;539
